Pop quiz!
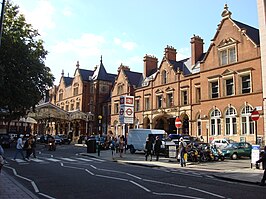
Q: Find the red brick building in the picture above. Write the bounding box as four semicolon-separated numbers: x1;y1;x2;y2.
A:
110;5;263;144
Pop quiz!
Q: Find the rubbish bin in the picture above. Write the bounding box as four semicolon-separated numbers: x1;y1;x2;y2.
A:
86;139;96;153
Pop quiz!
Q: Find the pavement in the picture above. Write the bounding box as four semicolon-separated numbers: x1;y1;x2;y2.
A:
0;145;265;199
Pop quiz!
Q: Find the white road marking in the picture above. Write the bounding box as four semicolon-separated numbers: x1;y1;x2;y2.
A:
188;187;225;198
15;159;27;163
30;158;45;163
153;192;205;199
89;157;105;162
130;180;151;192
76;158;93;162
60;158;77;162
45;158;61;162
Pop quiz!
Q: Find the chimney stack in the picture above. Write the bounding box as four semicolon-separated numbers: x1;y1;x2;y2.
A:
191;35;204;66
164;45;176;61
143;54;158;77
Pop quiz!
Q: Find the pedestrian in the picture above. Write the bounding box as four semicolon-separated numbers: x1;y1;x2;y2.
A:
31;135;37;158
256;146;266;186
13;134;25;160
178;137;187;167
110;137;116;159
119;136;125;158
145;136;153;161
0;144;4;173
154;136;162;161
25;135;33;160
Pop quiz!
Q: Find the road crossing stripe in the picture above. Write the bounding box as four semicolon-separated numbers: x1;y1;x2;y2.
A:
76;158;93;162
89;158;105;162
15;159;27;163
60;158;77;162
30;159;45;163
45;158;61;162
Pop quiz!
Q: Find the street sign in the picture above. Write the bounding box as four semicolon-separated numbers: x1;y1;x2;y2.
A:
175;117;182;128
251;110;260;121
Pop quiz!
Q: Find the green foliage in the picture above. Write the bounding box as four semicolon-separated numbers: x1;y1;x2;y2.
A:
0;0;54;121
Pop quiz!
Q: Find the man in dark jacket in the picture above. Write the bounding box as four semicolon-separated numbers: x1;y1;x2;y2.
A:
256;146;266;186
145;136;153;161
154;136;162;161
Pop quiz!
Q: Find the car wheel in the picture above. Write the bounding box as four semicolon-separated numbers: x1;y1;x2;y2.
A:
231;153;238;160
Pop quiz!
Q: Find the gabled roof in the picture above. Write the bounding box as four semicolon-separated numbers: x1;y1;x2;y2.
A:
124;70;143;88
63;77;73;87
92;57;117;82
169;58;192;76
232;20;260;46
79;69;94;81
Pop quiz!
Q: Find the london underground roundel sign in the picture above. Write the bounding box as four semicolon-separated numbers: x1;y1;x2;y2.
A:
175;117;182;128
251;110;260;121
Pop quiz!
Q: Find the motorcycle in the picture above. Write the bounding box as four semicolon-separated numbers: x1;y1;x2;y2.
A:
211;146;225;161
47;138;56;151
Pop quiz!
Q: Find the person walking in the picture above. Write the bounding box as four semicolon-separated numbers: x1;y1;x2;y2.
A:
13;134;25;160
145;136;153;161
256;146;266;186
179;137;187;167
154;136;162;161
119;136;125;158
110;137;116;159
31;135;37;158
25;135;33;160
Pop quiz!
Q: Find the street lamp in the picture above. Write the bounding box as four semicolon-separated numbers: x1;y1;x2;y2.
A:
97;115;102;156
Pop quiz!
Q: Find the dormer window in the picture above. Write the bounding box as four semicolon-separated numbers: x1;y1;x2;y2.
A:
218;38;237;66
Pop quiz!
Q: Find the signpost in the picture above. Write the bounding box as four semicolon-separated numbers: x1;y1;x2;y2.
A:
251;109;260;144
175;117;182;128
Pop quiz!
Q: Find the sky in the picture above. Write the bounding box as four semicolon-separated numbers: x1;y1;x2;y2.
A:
10;0;259;84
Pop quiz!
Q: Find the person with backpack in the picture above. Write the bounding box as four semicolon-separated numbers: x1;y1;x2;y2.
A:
179;137;187;167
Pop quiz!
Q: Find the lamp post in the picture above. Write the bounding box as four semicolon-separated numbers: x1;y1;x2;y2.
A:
98;115;102;156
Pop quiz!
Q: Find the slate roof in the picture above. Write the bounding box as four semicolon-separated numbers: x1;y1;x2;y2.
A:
124;70;143;87
92;59;117;82
63;77;73;87
169;58;192;76
233;20;260;45
79;69;94;81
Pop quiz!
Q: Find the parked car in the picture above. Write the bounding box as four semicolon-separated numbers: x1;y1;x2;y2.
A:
221;142;252;160
0;134;12;148
211;138;236;149
39;134;55;144
54;135;63;145
58;134;71;144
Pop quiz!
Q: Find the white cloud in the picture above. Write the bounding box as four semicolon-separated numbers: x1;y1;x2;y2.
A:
176;47;190;60
113;37;137;51
14;0;56;37
52;33;105;58
62;7;73;17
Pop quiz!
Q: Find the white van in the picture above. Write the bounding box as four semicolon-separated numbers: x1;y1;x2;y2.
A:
127;129;167;154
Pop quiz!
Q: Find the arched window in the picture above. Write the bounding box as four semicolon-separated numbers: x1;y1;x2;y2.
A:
73;83;79;96
225;107;237;135
241;105;255;135
162;70;167;84
210;109;221;136
197;115;201;136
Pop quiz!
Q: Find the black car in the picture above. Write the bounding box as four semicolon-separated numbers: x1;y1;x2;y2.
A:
0;134;12;148
39;134;54;144
58;134;71;144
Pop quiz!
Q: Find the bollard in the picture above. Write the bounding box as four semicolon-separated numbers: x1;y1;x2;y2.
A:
98;142;100;156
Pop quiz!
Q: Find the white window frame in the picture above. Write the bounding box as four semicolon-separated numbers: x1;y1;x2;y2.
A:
219;44;237;66
210;109;221;136
239;72;252;94
209;78;219;99
241;105;255;135
223;75;235;96
225;107;237;136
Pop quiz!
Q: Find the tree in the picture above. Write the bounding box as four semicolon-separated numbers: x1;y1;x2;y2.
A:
0;1;54;131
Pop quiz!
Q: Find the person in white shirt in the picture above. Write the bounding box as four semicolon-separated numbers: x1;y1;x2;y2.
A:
13;134;25;160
